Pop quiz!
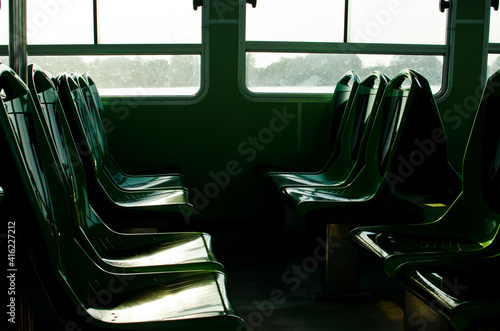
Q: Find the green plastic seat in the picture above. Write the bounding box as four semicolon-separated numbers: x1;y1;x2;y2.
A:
55;72;194;219
265;72;389;192
349;70;500;277
281;69;457;221
0;63;245;329
395;255;500;330
259;71;360;174
27;64;225;274
79;72;185;191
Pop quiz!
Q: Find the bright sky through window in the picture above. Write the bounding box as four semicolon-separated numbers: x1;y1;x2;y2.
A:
98;0;201;44
491;8;500;43
348;0;446;44
246;0;345;42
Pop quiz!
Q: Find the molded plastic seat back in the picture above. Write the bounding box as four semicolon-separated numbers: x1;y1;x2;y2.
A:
57;73;104;174
349;70;500;277
79;72;185;191
284;70;449;217
323;72;390;182
28;64;220;272
57;73;192;217
0;64;70;268
352;69;449;197
1;64;245;329
77;75;109;163
266;72;388;191
326;71;361;158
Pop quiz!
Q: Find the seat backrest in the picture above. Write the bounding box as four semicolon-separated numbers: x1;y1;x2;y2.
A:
56;73;104;177
323;71;360;163
1;66;239;322
27;64;121;249
444;70;500;245
339;72;389;166
0;63;79;278
76;74;109;159
348;69;449;196
82;72;106;118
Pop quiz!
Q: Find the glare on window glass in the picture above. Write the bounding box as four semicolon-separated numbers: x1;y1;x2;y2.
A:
348;0;446;44
1;1;8;45
490;9;500;43
98;0;201;44
246;0;345;42
247;53;443;93
29;55;201;96
27;0;93;44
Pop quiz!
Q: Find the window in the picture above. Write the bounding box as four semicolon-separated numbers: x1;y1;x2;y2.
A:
243;0;448;96
97;0;201;44
348;0;446;44
26;0;204;98
27;1;93;44
246;0;344;43
489;7;500;76
490;7;500;43
1;1;8;45
29;55;201;96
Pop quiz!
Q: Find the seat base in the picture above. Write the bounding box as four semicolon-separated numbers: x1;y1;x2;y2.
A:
405;291;451;331
322;223;360;296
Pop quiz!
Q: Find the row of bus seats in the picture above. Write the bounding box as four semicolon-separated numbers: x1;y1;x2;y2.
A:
350;70;500;330
0;63;246;329
262;68;500;329
263;68;461;295
55;70;194;230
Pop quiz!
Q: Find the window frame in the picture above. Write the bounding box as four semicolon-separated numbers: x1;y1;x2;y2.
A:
24;1;209;105
238;0;450;102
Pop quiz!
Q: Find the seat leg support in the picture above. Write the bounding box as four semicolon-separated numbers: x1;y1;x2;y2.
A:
315;223;362;299
404;290;450;331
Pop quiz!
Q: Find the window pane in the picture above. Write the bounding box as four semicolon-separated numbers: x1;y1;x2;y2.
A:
29;55;201;96
98;0;201;44
247;52;443;93
348;0;446;44
490;9;500;43
27;0;93;44
1;1;8;45
488;54;500;77
246;0;345;42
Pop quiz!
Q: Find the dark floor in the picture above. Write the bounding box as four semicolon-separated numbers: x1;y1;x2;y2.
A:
214;234;405;331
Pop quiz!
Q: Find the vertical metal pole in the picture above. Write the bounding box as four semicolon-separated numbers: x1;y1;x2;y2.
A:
9;0;27;81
